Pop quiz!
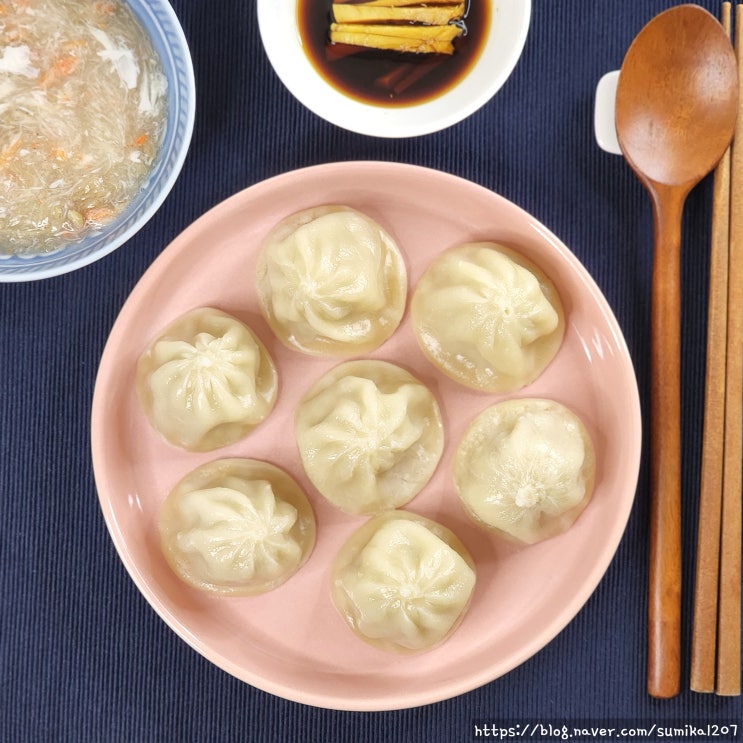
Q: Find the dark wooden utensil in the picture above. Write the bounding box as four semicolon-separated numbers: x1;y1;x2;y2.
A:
615;4;738;699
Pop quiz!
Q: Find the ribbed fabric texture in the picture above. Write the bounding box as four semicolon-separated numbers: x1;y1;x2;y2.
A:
2;1;740;740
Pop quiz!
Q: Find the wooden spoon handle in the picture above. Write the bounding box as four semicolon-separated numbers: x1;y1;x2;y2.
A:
647;184;685;698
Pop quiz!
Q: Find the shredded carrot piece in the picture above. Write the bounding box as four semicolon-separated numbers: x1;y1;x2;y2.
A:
54;55;78;75
134;133;148;147
94;2;115;16
40;54;79;86
84;206;115;224
0;136;22;169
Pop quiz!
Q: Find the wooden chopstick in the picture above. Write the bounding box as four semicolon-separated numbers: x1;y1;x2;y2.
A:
691;1;742;697
716;0;743;698
690;1;733;694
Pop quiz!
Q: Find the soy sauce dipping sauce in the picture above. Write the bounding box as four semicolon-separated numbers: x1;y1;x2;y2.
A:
297;0;490;107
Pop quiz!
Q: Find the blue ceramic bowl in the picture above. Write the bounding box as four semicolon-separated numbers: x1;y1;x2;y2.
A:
0;0;195;282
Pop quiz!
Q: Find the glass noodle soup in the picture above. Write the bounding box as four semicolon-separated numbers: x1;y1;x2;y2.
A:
0;0;168;255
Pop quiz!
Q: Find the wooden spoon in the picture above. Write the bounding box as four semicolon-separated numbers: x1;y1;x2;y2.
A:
615;4;738;699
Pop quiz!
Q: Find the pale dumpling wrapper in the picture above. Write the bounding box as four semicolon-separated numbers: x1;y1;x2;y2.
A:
411;242;565;393
159;458;316;596
331;511;476;653
295;360;444;515
454;398;596;544
256;205;407;356
136;308;278;452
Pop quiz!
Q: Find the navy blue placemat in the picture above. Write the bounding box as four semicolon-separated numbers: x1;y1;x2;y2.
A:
2;1;741;740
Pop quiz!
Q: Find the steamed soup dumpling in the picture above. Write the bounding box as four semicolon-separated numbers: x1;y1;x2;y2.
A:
295;360;444;515
136;308;278;452
454;398;596;544
256;205;407;355
411;242;565;392
159;459;316;596
331;511;476;653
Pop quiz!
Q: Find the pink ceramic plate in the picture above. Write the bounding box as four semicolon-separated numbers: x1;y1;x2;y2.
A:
91;161;642;711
